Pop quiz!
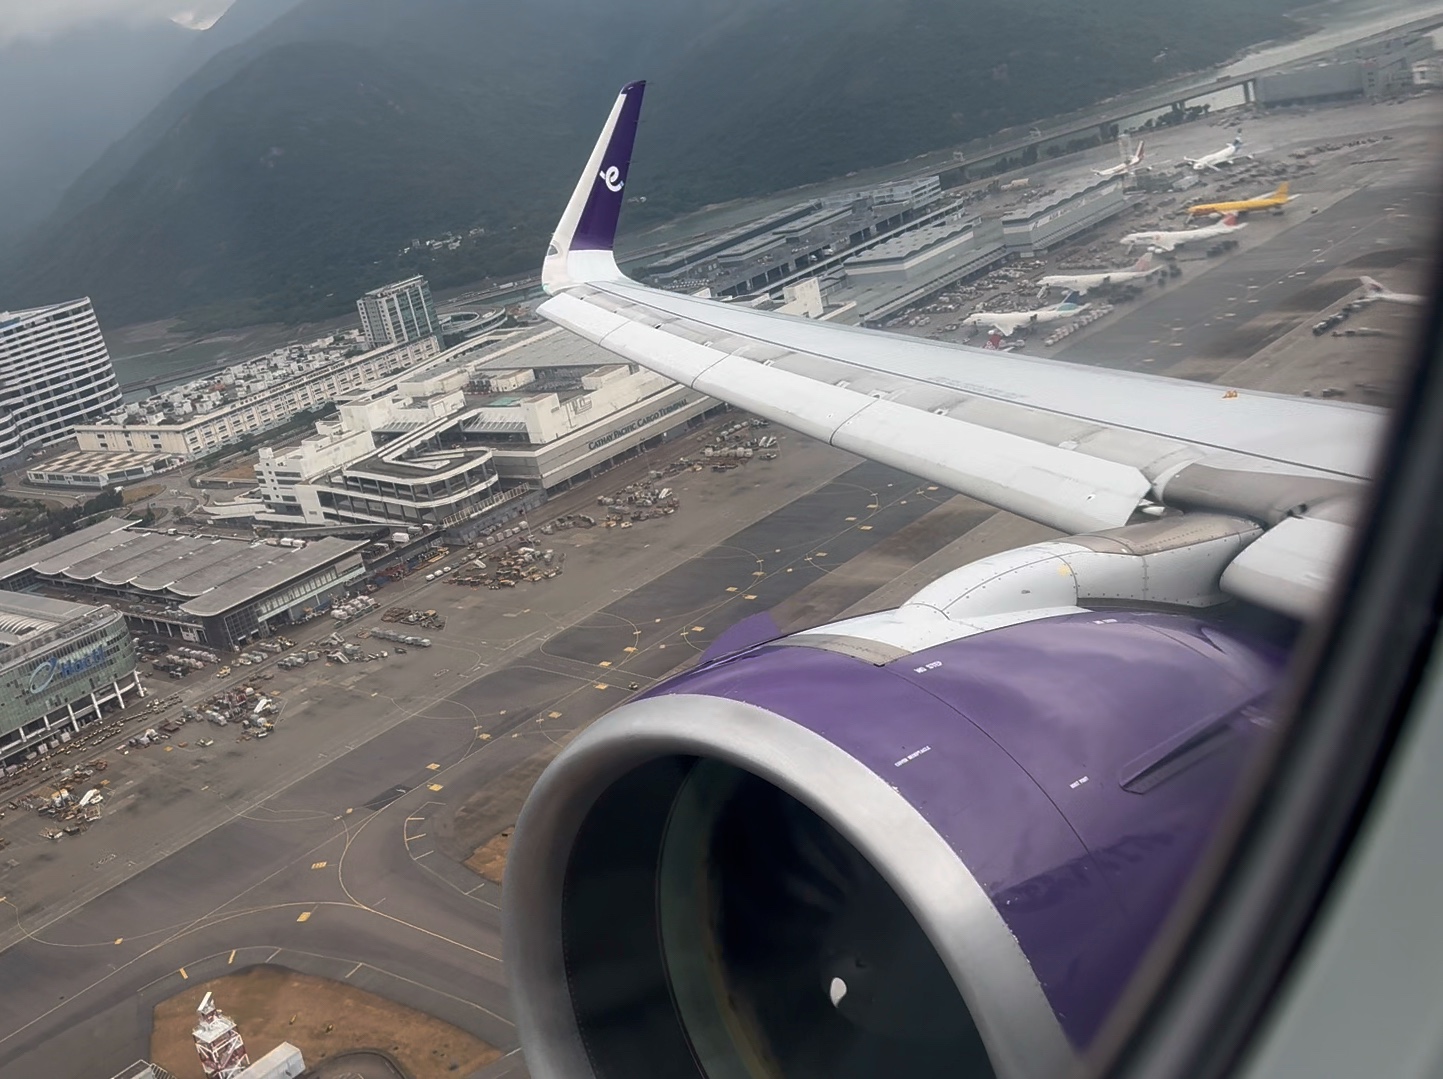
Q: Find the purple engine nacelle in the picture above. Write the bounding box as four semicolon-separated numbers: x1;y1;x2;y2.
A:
503;607;1285;1079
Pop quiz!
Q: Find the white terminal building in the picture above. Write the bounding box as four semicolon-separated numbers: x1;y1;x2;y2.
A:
0;297;123;460
357;275;440;350
206;327;723;536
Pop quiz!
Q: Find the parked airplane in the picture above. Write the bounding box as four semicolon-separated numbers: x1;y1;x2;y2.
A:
1188;181;1298;217
959;292;1088;336
1122;212;1245;251
1038;252;1158;295
1093;139;1147;178
1357;275;1425;306
507;82;1385;1079
1184;134;1246;171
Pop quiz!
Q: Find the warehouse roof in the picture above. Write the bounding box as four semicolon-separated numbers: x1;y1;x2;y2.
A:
0;518;365;618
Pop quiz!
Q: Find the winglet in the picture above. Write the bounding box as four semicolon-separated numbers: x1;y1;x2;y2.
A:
543;80;646;292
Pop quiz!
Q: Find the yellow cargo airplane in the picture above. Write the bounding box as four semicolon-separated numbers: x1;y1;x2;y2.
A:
1187;181;1298;217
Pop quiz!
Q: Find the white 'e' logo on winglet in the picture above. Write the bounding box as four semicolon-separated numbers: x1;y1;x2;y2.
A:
599;165;623;192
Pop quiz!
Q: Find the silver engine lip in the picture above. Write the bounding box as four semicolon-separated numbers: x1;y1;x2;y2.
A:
502;692;1077;1079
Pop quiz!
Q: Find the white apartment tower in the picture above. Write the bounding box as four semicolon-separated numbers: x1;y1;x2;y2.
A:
357;275;439;350
0;297;123;459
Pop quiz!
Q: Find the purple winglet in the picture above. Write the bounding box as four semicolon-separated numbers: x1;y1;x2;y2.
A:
572;80;646;252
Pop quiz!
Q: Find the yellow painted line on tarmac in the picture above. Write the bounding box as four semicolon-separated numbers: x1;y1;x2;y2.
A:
296;911;312;923
752;570;765;576
179;967;188;979
548;711;563;719
623;646;637;653
816;552;828;557
598;661;612;668
594;684;609;691
744;594;758;601
114;938;124;945
345;808;353;815
726;586;739;592
428;783;444;792
311;861;328;870
426;763;440;771
859;525;873;531
691;626;705;632
228;950;236;964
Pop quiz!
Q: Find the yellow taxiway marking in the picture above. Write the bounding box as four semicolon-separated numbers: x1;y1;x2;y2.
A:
752;570;765;576
594;683;609;691
846;515;858;521
179;967;188;979
548;711;563;719
598;660;612;668
744;594;758;601
114;938;124;945
345;808;353;815
409;833;427;842
623;646;637;653
164;746;174;752
726;586;739;593
428;783;444;792
228;950;236;964
691;625;705;632
311;861;328;870
859;525;873;531
426;763;440;771
296;911;312;923
816;552;828;557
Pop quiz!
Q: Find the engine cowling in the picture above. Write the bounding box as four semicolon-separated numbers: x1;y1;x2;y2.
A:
503;606;1285;1079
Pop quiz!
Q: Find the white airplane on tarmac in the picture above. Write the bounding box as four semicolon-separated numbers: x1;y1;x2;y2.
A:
1093;139;1147;178
1122;212;1245;251
960;292;1089;337
1184;134;1247;171
1357;275;1425;306
1037;252;1159;296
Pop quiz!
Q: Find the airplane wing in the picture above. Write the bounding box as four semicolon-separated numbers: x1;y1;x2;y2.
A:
538;82;1385;618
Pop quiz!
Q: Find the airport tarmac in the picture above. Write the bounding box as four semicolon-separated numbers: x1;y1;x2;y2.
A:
0;101;1436;1079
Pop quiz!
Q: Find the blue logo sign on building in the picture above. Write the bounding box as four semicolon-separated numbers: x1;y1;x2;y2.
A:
28;644;107;695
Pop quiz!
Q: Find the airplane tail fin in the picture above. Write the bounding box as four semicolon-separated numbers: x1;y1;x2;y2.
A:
1222;212;1240;227
1360;276;1384;293
543;80;646;291
1132;252;1153;272
1134;140;1145;163
1274;181;1289;199
1057;290;1084;309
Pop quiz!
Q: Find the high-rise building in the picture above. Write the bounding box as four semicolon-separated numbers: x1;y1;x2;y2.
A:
356;275;440;349
0;298;122;458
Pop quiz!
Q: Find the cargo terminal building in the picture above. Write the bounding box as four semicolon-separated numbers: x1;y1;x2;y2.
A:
0;592;140;770
1001;176;1128;256
0;518;368;649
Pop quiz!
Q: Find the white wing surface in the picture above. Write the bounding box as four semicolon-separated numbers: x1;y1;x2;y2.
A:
538;82;1388;615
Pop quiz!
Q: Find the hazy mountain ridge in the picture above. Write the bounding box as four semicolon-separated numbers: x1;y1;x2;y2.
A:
3;0;1304;328
0;0;307;241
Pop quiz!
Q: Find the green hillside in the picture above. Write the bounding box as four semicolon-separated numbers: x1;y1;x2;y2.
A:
1;0;1306;328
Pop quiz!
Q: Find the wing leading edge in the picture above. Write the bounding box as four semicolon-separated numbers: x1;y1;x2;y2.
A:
538;82;1386;617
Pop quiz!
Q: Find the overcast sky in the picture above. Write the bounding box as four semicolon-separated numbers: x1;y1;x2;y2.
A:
0;0;232;42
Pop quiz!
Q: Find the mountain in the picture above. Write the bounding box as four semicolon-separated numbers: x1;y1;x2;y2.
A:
2;0;1305;328
0;0;307;242
0;19;194;239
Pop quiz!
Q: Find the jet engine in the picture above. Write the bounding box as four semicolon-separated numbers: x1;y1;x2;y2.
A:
503;520;1289;1079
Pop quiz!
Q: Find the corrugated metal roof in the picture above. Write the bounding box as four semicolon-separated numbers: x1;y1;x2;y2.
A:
0;519;364;618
